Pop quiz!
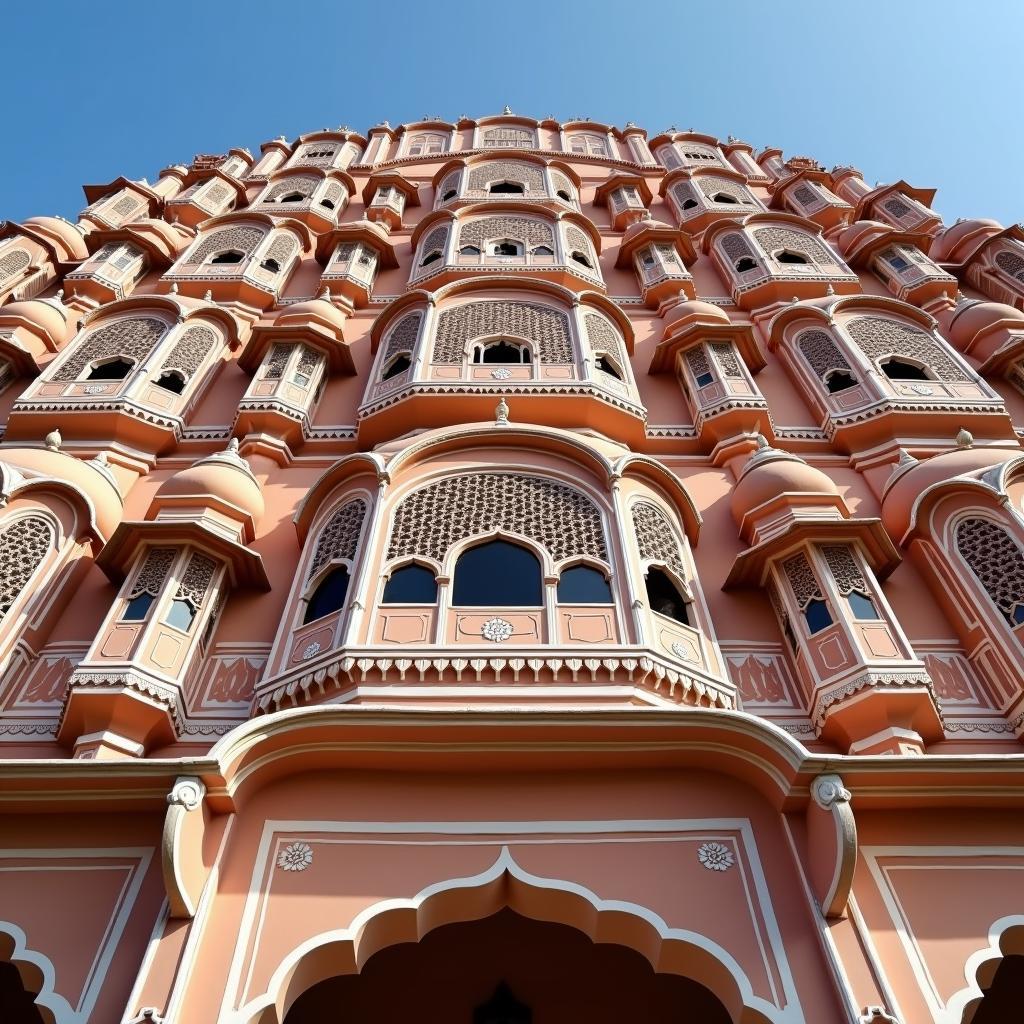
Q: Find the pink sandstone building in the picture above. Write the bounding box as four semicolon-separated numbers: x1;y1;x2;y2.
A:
1;110;1024;1023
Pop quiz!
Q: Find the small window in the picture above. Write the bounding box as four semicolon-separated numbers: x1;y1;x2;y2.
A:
382;353;411;380
260;257;281;273
571;250;593;269
122;593;154;620
530;245;553;256
459;245;481;256
776;250;809;265
557;565;612;603
556;189;572;203
881;358;930;381
887;254;910;272
452;540;542;607
681;198;699;210
154;370;186;394
303;566;351;624
825;370;857;393
280;191;306;203
489;181;524;194
443;189;458;201
491;241;522;257
210;250;244;265
712;192;739;204
474;339;530;364
847;591;881;620
87;357;133;381
694;370;714;388
382;564;438;604
646;568;691;625
421;250;442;266
596;355;622;380
320;197;336;209
735;256;757;272
166;599;197;632
803;598;833;634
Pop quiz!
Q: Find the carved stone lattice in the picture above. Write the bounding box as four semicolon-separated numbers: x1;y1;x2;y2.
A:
128;548;176;599
436;171;460;199
419;225;449;259
481;128;534;149
458;216;554;250
672;182;698;209
106;193;143;220
0;516;53;616
262;343;290;379
883;196;912;218
184;226;265;267
262;175;318;202
797;330;854;382
310;498;368;578
334;243;356;263
175;553;218;608
720;233;758;264
433;301;572;364
53;317;166;381
0;249;31;283
584;313;626;363
822;545;869;596
160;326;217;376
203;182;231;207
956;518;1024;621
294;143;339;166
565;225;595;261
551;171;574;200
264;234;299;267
698;177;751;204
681;142;725;165
686;347;712;379
387;474;607;564
711;342;743;377
783;552;823;609
297;346;322;378
768;581;791;631
467;161;544;192
631;501;686;577
382;312;422;363
753;227;837;265
792;184;818;207
995;249;1024;282
655;243;683;268
845;317;969;383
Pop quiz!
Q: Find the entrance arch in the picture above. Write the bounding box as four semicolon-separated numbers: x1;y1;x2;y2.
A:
238;848;791;1024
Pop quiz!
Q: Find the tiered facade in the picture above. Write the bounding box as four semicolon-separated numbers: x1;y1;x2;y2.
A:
0;112;1023;1023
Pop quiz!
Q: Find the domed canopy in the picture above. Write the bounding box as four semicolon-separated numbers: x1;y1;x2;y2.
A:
21;216;89;262
662;297;731;333
930;218;1003;264
274;293;348;341
0;296;70;353
945;299;1024;359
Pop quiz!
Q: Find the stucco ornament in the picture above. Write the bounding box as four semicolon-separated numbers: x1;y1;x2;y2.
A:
277;842;314;872
491;367;512;380
697;842;735;872
811;773;852;808
481;617;514;642
166;776;205;811
302;641;322;660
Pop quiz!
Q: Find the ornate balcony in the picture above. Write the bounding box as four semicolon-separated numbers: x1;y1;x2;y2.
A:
615;220;696;310
433;156;580;214
315;219;398;308
769;170;852;230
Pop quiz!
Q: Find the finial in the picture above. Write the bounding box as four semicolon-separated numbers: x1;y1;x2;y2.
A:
727;134;736;143
170;282;179;294
754;432;770;450
55;289;64;301
226;437;240;454
790;295;800;304
502;104;513;115
203;289;213;302
44;428;62;452
826;282;835;295
93;451;108;465
956;427;974;449
495;397;510;426
625;121;636;129
319;285;331;300
277;135;288;143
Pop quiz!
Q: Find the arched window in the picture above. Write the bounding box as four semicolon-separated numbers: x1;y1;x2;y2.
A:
443;189;457;201
711;192;739;204
0;516;53;619
530;245;553;256
735;256;757;272
776;250;809;265
304;566;351;624
86;357;133;381
571;250;593;268
473;339;531;364
164;552;216;633
260;257;281;273
489;181;525;194
421;250;442;266
279;191;306;204
645;567;690;625
460;245;481;256
783;552;833;634
557;565;612;603
383;564;438;604
682;197;699;210
491;240;522;257
211;250;244;265
957;517;1024;626
557;190;572;202
595;355;622;380
452;540;543;606
382;353;412;380
825;370;857;393
154;370;186;394
881;358;931;381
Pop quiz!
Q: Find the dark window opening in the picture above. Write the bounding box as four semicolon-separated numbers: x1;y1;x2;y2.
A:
280;192;306;203
260;257;281;273
166;599;197;632
382;353;411;380
847;591;881;620
87;357;133;381
382;564;438;604
882;358;930;381
571;250;593;268
443;189;458;201
493;241;520;256
0;959;45;1024
973;953;1024;1024
154;371;186;394
211;250;244;265
489;181;525;194
474;982;531;1024
557;565;612;603
122;593;155;621
319;198;336;209
474;340;530;364
825;370;858;393
596;355;622;380
460;245;481;256
681;198;698;210
1012;604;1024;626
530;245;554;256
782;617;798;652
304;566;351;624
556;189;572;202
776;250;809;265
695;370;714;388
645;567;691;625
803;598;833;634
421;250;442;266
735;256;757;272
452;540;542;607
712;192;738;204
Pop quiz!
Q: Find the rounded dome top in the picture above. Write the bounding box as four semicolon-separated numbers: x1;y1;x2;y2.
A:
0;297;70;349
275;293;348;338
622;218;673;246
662;298;731;334
0;444;123;538
731;439;839;527
930;218;1003;264
22;216;89;261
947;299;1024;352
834;219;892;259
155;440;264;525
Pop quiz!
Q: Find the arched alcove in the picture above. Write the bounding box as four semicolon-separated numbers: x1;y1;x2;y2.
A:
0;961;44;1024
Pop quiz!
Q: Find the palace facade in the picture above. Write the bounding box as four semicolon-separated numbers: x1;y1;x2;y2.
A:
0;111;1023;1022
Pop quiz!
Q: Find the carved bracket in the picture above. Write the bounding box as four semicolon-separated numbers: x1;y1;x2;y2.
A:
806;772;857;919
161;776;209;919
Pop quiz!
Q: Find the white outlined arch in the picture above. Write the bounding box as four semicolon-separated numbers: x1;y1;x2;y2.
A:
0;919;70;1024
947;914;1024;1023
228;846;795;1024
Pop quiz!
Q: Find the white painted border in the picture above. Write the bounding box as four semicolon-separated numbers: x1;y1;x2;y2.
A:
216;818;805;1024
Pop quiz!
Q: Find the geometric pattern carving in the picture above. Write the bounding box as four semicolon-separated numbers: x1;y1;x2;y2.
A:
956;517;1024;623
296;346;322;379
631;500;685;577
52;317;167;381
782;551;823;609
382;312;422;363
184;226;265;267
481;128;535;149
671;182;698;210
105;194;144;221
565;226;595;262
262;343;290;379
711;342;743;377
175;552;218;608
309;498;368;579
458;216;554;250
584;313;626;364
262;176;318;202
792;184;818;208
845;317;969;383
263;234;299;267
0;249;31;284
698;177;751;204
720;232;758;265
753;227;837;265
822;545;868;596
550;172;574;200
797;329;854;382
466;161;544;192
160;325;217;376
433;301;572;364
419;225;449;260
436;171;460;200
995;249;1024;282
681;143;725;165
882;196;912;219
294;143;339;167
387;473;607;564
128;548;176;599
0;516;53;617
686;347;712;380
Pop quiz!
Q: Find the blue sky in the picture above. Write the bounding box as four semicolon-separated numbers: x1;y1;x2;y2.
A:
3;0;1022;227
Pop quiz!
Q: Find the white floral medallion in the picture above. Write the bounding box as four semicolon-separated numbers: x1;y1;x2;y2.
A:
481;617;514;642
697;842;735;872
277;841;313;872
491;367;513;379
302;641;321;660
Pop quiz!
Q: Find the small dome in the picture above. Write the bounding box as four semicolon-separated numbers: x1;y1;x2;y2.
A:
0;445;123;538
622;218;672;246
930;218;1003;264
834;219;892;259
155;439;264;527
731;439;839;527
0;297;70;350
125;217;192;256
22;216;89;261
662;298;731;334
946;299;1024;355
274;293;348;340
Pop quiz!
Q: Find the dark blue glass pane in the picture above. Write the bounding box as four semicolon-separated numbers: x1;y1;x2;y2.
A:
383;564;438;604
847;591;880;620
452;540;542;607
557;565;612;603
122;593;154;621
304;566;350;624
804;598;833;634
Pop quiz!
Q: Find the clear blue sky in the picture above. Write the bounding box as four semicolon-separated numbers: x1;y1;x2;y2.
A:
3;0;1021;227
